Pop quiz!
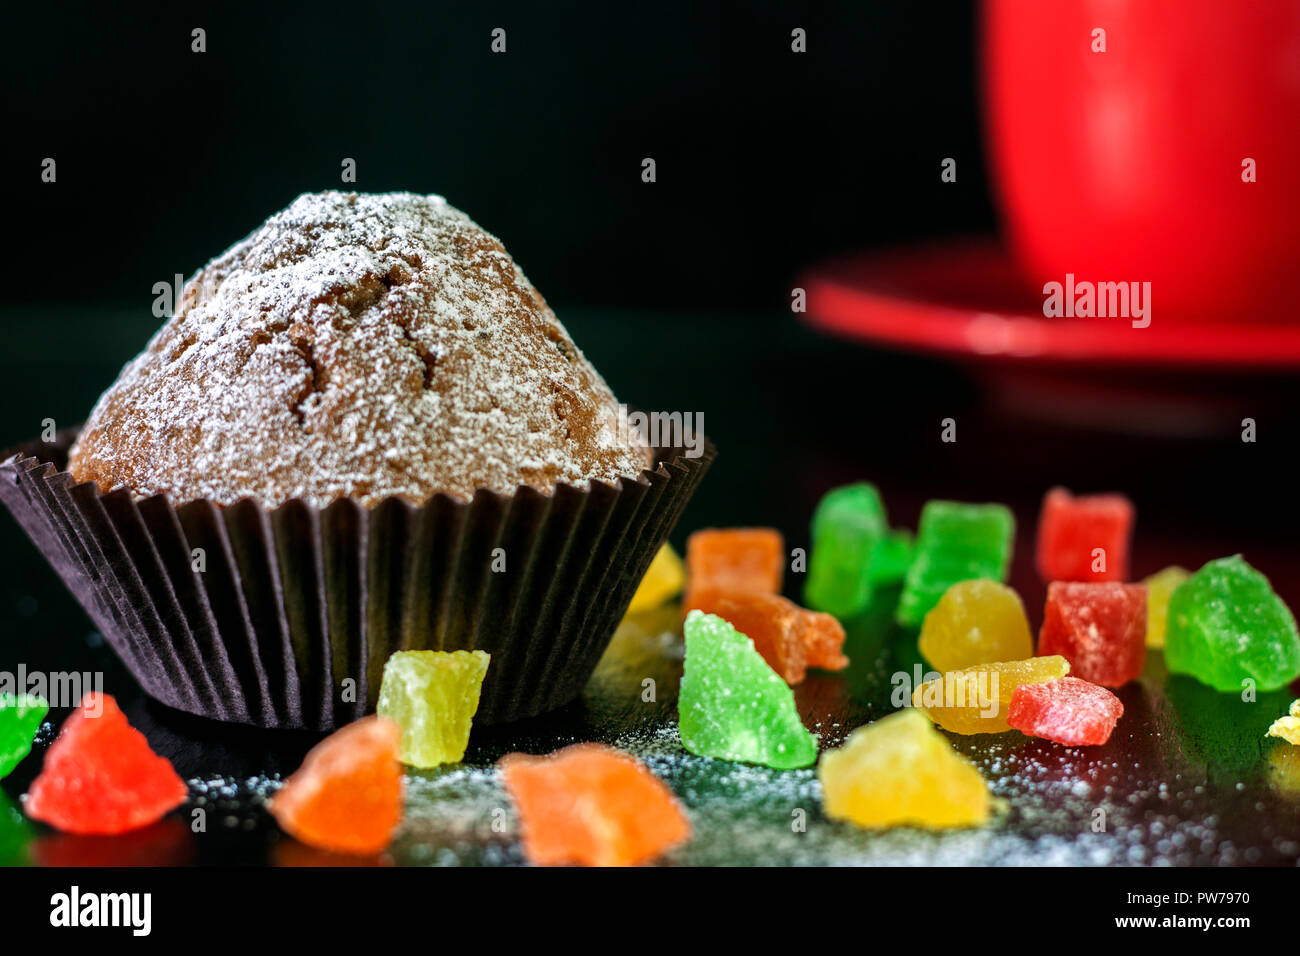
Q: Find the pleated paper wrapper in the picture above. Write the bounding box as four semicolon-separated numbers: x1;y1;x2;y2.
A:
0;428;713;729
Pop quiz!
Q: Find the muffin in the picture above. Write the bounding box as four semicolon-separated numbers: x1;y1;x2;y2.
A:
0;191;712;728
69;191;652;505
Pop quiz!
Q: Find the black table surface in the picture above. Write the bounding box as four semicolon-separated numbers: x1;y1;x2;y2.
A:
3;305;1300;866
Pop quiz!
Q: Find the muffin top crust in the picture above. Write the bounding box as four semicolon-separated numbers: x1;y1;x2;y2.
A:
69;191;652;507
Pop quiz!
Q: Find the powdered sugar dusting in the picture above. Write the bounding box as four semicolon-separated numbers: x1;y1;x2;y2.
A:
69;191;652;506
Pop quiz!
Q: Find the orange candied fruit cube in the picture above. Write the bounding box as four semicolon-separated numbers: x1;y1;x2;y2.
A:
683;527;784;610
499;743;691;867
702;591;808;683
801;608;850;671
692;591;849;685
269;716;403;856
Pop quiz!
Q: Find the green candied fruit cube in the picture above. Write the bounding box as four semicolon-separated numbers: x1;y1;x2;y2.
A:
1165;555;1300;693
896;501;1014;628
804;483;887;620
377;650;490;768
868;529;915;587
0;694;48;779
678;610;818;769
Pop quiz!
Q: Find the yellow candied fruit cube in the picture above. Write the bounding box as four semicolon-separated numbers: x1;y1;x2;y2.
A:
818;708;993;829
918;580;1034;672
626;544;685;614
1142;565;1190;648
1267;700;1300;746
377;650;490;768
1269;745;1300;796
911;656;1070;734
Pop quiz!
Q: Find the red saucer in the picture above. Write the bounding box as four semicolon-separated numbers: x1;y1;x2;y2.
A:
800;239;1300;369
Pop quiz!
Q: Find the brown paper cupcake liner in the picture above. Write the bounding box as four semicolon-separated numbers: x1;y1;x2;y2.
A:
0;427;713;729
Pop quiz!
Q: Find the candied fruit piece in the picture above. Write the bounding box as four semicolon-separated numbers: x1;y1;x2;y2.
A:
269;716;402;856
1006;677;1123;746
499;743;690;866
693;590;847;684
896;501;1014;628
1268;746;1300;796
377;650;490;768
1165;555;1300;693
1143;565;1190;648
1038;581;1147;687
1266;700;1300;746
869;529;915;587
801;607;850;672
608;600;681;664
25;693;187;835
627;543;685;614
918;579;1034;671
683;527;783;611
804;483;887;619
678;610;818;769
1035;487;1134;582
0;693;48;778
697;591;806;683
818;708;993;828
912;655;1071;734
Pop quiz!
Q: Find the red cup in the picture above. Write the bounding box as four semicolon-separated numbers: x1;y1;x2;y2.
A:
983;0;1300;323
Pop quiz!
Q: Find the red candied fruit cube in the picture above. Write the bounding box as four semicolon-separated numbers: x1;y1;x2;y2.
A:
683;528;783;612
25;693;188;835
1038;581;1147;687
1036;487;1134;582
1007;677;1124;746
